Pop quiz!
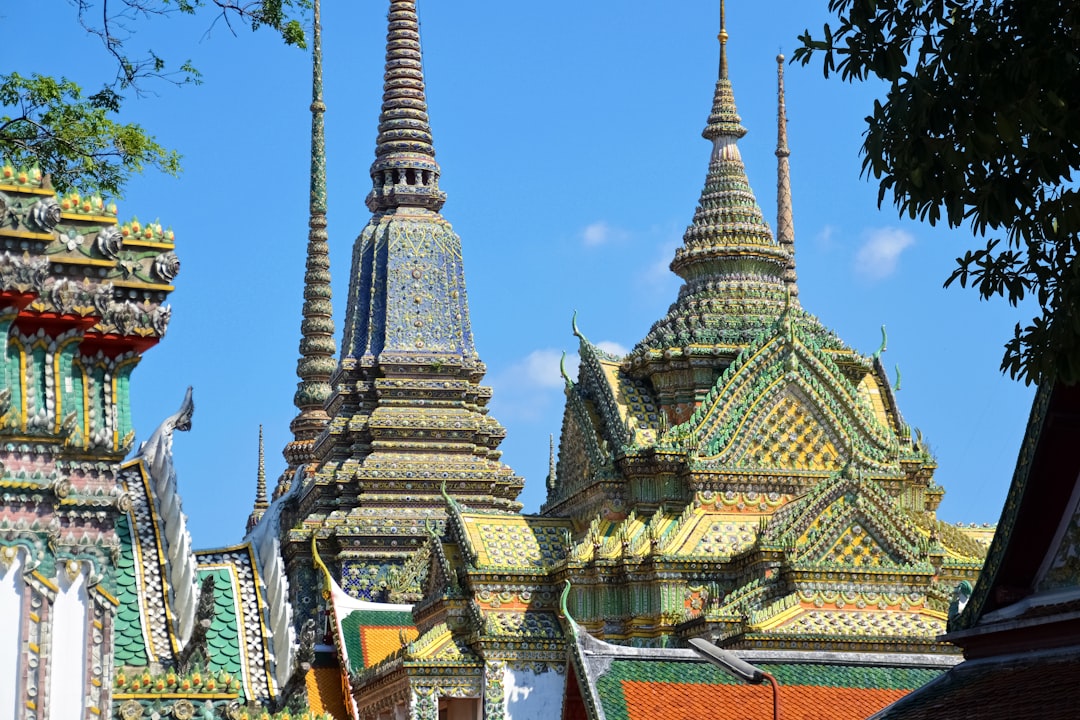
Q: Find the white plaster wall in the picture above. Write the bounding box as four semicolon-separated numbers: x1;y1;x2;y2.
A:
503;666;566;720
0;551;25;720
47;567;88;720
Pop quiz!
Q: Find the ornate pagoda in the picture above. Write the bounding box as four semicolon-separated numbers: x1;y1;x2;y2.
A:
278;0;523;628
332;5;991;720
543;17;986;653
0;1;1002;718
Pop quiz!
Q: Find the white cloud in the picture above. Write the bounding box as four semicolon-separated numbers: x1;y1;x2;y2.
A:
487;340;629;425
487;348;573;423
816;224;837;251
854;228;915;281
641;239;681;291
596;341;629;357
581;221;627;247
518;349;574;389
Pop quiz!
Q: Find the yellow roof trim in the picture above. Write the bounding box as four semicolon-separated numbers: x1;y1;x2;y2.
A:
31;571;58;591
751;600;806;632
113;280;174;292
0;229;54;241
60;213;117;225
93;586;121;606
123;239;175;251
53;256;116;268
112;693;239;701
0;184;52;195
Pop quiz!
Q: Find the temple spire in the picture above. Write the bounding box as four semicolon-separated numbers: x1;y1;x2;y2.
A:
365;0;446;213
284;0;522;611
719;0;729;80
630;0;794;413
703;1;745;142
247;425;268;533
670;0;784;283
284;0;336;472
776;53;799;300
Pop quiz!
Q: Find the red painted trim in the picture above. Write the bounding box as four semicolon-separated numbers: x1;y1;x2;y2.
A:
80;334;158;357
0;291;37;311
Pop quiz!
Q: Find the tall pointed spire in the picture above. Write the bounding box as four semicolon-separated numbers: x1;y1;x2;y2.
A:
630;2;796;420
247;425;268;533
776;53;799;301
283;0;522;610
638;3;788;349
365;0;446;213
283;0;336;473
704;0;742;140
675;2;783;276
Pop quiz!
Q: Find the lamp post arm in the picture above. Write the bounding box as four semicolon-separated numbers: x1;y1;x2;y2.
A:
763;672;781;720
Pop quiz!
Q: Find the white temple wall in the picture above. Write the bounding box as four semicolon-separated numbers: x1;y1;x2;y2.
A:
0;550;25;720
47;566;89;720
502;666;566;720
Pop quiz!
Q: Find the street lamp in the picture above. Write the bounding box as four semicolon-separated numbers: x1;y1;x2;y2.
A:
688;638;781;720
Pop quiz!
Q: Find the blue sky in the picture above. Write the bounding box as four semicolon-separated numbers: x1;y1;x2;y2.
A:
5;1;1036;549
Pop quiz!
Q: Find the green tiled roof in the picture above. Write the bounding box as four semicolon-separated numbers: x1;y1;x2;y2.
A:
340;608;415;673
198;568;244;683
113;513;149;667
599;659;938;691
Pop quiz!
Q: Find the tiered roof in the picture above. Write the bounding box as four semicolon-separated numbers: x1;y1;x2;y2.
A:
110;391;300;711
537;5;986;655
0;169;179;718
343;488;571;719
0;169;334;717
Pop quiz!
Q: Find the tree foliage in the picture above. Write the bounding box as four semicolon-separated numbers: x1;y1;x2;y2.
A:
73;0;309;91
2;0;310;197
794;0;1080;385
0;73;180;197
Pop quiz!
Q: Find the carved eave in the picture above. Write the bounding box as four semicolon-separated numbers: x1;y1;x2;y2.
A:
0;178;177;360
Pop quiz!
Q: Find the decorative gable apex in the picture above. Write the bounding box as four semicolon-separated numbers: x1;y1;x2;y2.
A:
684;319;902;474
764;469;926;569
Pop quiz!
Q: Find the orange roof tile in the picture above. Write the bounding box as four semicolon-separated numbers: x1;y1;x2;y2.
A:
305;666;350;720
622;682;909;720
360;625;419;668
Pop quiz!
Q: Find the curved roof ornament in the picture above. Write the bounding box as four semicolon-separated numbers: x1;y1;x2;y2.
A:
571;309;586;342
244;463;302;690
873;325;888;360
439;476;462;515
136;386;198;650
311;533;333;602
558;580;579;639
